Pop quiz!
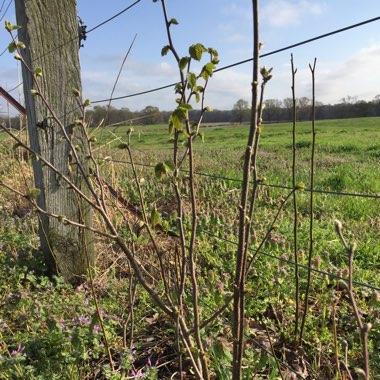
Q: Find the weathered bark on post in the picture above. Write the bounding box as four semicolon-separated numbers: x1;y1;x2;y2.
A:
15;0;94;283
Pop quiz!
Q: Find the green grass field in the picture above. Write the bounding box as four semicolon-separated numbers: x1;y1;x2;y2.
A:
1;116;379;378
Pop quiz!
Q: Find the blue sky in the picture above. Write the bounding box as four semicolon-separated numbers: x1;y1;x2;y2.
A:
1;0;380;114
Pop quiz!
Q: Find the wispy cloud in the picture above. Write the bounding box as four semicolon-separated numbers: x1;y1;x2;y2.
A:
262;0;325;28
316;43;380;102
263;42;380;104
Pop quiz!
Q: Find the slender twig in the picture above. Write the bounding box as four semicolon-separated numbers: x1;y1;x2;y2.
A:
98;34;137;142
264;324;285;380
290;54;300;341
332;295;341;379
300;58;317;341
335;220;370;380
232;1;260;378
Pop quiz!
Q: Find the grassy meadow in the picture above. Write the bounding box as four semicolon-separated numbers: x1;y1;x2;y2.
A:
0;116;379;378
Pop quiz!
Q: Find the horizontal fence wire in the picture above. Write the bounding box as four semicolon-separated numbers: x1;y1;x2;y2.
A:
201;230;380;293
91;15;380;104
98;157;380;293
0;0;11;23
3;14;380;110
32;0;141;62
0;0;141;60
0;0;13;57
100;157;380;200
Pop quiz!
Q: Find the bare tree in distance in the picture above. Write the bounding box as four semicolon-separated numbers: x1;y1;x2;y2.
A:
232;98;250;124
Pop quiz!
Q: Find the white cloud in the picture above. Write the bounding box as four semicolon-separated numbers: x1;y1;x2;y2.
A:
316;43;380;103
82;41;380;111
81;60;179;111
262;0;325;28
263;42;380;104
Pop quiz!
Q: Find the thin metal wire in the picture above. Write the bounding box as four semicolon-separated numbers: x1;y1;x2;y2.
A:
202;230;380;292
0;0;7;14
0;0;12;23
96;156;380;292
99;157;380;200
0;0;13;57
5;14;380;108
86;0;141;34
91;15;380;104
1;0;141;63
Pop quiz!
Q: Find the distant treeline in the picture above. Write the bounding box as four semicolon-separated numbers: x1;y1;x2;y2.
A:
2;95;380;129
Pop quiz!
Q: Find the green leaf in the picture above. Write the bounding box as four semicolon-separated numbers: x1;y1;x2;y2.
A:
117;142;129;149
5;21;21;32
208;47;218;57
200;62;215;80
5;20;12;32
155;160;175;179
155;162;166;179
179;103;192;111
34;67;43;77
187;72;197;90
179;56;190;71
195;92;200;103
7;41;17;53
164;160;175;171
168;122;174;135
161;45;170;56
169;18;179;25
72;88;81;97
198;132;205;143
181;130;190;139
28;188;41;199
150;208;161;227
189;43;207;61
16;41;26;50
83;99;91;107
169;109;185;131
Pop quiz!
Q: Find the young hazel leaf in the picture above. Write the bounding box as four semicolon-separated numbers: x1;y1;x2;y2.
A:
164;160;175;171
150;208;161;227
179;56;190;71
169;18;179;25
16;41;26;50
200;62;215;80
154;162;166;179
28;188;41;199
5;20;12;32
169;109;185;131
187;72;197;90
189;43;207;61
7;41;17;53
34;67;43;77
72;88;81;97
161;45;170;56
179;103;192;111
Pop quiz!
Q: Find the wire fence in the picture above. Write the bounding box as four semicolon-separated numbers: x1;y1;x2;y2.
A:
0;2;379;375
98;156;380;294
99;157;380;200
0;0;378;304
